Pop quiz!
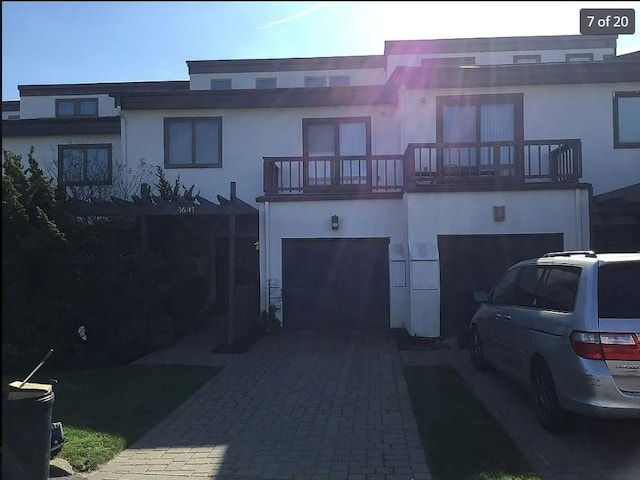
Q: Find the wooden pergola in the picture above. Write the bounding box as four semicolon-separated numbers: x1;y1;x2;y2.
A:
69;182;258;347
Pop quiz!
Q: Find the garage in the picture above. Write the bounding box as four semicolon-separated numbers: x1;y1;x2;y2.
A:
282;238;390;330
438;233;563;342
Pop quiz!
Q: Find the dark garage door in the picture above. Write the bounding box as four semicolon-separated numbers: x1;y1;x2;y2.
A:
282;238;389;330
438;233;563;341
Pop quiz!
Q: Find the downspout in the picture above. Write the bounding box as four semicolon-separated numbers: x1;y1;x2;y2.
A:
116;103;128;176
264;200;271;311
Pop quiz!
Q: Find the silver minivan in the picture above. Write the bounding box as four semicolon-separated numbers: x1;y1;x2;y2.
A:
468;251;640;430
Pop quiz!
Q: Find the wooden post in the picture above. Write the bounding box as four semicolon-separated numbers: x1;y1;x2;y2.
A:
227;182;237;347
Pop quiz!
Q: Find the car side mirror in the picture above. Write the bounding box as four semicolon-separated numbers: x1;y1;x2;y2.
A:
473;291;489;303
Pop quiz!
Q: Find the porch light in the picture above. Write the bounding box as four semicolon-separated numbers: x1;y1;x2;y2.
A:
331;215;339;230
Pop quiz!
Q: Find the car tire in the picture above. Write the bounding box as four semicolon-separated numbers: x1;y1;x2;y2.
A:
469;325;488;371
532;360;566;431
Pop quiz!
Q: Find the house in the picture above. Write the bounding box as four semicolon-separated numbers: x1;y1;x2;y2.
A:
3;34;639;339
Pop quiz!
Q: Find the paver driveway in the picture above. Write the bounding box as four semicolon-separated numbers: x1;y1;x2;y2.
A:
90;332;431;480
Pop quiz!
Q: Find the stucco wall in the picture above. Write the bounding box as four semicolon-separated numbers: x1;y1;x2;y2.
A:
189;68;386;90
121;104;400;205
399;82;640;196
260;198;409;329
2;134;121;180
404;187;591;337
18;94;118;119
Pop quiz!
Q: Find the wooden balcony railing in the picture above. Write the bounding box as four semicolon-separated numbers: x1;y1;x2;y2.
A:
264;155;404;195
263;139;582;196
405;139;582;186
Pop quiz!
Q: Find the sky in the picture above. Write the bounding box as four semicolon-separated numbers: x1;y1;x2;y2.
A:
2;1;640;101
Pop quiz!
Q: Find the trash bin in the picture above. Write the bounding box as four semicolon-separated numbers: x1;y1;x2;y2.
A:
2;381;55;480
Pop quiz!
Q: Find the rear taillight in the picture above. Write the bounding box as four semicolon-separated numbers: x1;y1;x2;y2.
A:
570;331;640;361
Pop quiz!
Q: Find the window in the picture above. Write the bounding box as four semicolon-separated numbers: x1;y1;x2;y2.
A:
513;265;545;307
513;54;541;64
565;53;594;62
164;117;222;168
211;79;232;90
436;94;524;173
58;144;112;185
7;114;19;120
535;266;581;312
303;117;370;187
304;76;326;87
613;92;640;148
55;98;98;118
490;266;521;305
598;262;640;318
329;75;351;87
421;56;476;67
256;77;277;89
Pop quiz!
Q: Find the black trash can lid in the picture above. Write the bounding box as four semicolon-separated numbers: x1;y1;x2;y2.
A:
7;381;53;400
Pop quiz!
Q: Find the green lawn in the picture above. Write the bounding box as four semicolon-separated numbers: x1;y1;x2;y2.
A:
404;365;539;480
4;365;219;473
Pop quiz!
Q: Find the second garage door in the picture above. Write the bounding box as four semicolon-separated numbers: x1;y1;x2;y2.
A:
282;238;390;330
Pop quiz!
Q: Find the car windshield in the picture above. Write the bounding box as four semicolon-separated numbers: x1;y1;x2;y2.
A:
598;261;640;319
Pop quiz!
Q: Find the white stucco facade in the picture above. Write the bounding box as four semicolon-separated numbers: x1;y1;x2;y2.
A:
18;94;118;119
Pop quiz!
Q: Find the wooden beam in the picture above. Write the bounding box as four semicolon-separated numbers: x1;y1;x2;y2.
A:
227;213;237;346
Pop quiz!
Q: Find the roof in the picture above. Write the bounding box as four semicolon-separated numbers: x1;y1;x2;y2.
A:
385;34;617;55
388;59;640;89
18;80;190;97
113;85;397;110
187;55;385;74
2;100;20;111
1;116;120;136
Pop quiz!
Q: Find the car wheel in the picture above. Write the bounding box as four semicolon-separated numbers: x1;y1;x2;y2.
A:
532;360;565;431
469;325;488;371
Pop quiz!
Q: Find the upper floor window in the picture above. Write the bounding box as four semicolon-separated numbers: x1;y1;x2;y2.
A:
7;114;20;120
256;77;277;89
613;92;640;149
55;98;98;118
211;79;232;90
58;144;112;186
565;53;594;62
329;75;351;87
304;76;326;88
303;117;370;187
513;54;541;64
421;56;476;67
164;117;222;168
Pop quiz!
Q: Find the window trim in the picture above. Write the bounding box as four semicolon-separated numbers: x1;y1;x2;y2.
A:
304;76;327;87
513;54;541;64
55;97;99;118
613;91;640;149
58;143;112;186
256;77;277;89
164;116;223;169
436;93;525;144
210;79;232;90
565;53;594;62
328;75;351;87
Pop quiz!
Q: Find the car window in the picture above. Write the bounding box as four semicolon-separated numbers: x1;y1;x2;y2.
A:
513;265;545;307
598;261;640;318
535;266;581;312
490;266;521;305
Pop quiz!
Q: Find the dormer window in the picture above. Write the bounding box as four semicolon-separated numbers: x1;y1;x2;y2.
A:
565;53;594;62
256;77;277;89
329;75;351;87
304;76;326;88
55;98;98;118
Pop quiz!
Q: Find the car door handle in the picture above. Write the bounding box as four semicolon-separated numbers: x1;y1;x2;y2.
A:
495;313;503;320
503;315;512;321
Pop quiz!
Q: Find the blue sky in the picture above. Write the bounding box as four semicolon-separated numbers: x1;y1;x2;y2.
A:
2;1;639;101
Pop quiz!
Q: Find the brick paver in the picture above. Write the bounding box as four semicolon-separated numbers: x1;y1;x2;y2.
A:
89;332;431;480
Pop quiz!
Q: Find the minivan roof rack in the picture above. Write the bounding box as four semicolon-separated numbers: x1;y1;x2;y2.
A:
543;250;597;258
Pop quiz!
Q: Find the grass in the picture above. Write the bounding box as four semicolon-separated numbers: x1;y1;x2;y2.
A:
4;365;219;473
404;365;539;480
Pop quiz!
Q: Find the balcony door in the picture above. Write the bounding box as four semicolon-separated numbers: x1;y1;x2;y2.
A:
303;117;371;190
436;94;523;178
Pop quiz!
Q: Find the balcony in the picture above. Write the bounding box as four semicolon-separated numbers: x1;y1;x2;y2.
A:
263;139;582;197
406;139;582;186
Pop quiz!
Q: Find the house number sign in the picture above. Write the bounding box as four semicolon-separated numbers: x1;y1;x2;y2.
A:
178;206;195;214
